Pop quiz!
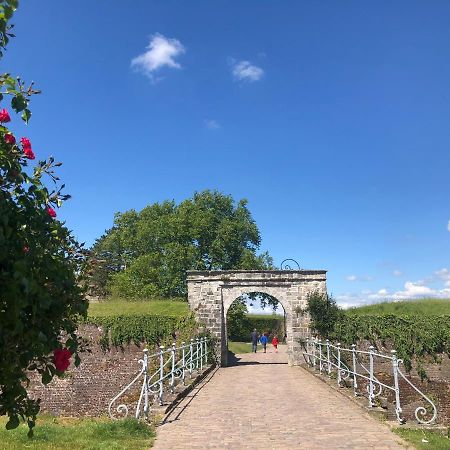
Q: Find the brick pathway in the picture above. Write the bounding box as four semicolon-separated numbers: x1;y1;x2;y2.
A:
153;345;407;449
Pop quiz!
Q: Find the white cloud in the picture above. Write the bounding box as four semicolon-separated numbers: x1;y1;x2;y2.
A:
447;219;450;232
346;274;373;282
393;270;402;277
131;33;185;79
337;267;450;308
204;119;220;130
231;59;264;82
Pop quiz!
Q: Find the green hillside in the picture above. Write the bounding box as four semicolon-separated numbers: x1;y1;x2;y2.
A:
346;298;450;316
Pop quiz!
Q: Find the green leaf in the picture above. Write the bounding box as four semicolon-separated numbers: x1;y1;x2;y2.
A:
41;370;52;385
21;108;31;123
5;415;20;430
11;94;27;112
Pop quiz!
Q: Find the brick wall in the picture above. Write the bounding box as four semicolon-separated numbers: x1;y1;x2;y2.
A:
28;325;146;417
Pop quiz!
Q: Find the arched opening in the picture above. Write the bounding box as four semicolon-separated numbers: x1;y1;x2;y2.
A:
224;292;288;365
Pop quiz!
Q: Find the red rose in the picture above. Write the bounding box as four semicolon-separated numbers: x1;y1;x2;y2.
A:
23;147;35;160
0;108;11;123
53;348;72;372
46;206;57;218
20;137;32;149
4;133;16;145
23;245;30;253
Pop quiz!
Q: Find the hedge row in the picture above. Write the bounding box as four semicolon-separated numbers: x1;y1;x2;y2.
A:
85;314;198;350
331;314;450;378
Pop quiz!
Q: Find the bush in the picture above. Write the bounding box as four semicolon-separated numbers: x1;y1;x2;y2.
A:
0;1;87;433
306;291;341;338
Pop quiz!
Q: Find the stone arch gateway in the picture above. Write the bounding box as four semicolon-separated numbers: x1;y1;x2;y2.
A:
187;269;327;366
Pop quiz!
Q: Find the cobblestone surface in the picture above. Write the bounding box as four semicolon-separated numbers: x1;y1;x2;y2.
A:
153;345;408;449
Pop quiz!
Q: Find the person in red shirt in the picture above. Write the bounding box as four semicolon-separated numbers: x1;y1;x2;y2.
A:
272;335;279;353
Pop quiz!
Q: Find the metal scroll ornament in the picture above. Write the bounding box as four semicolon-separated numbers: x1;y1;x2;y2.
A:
280;259;301;270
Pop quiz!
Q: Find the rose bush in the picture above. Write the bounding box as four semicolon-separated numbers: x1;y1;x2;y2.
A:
0;0;88;434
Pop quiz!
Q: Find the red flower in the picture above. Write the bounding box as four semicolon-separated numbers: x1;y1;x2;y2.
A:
53;348;72;372
23;245;29;253
0;108;11;123
46;206;57;218
4;133;16;145
20;137;35;159
21;137;32;148
23;147;35;160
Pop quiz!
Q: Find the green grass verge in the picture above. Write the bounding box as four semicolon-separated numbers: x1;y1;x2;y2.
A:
88;299;190;318
393;427;450;449
246;313;284;319
0;416;155;449
228;341;253;354
346;298;450;316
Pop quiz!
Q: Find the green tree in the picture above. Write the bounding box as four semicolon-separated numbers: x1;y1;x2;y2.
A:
306;291;341;338
226;299;249;341
0;1;87;433
92;190;273;298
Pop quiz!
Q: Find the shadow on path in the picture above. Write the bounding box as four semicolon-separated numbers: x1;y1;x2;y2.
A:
161;368;218;425
226;350;288;366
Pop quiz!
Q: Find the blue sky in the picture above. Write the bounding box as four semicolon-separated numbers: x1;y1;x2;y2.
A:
3;1;450;307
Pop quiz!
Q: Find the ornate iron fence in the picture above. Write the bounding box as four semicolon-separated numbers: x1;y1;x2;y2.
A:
303;337;437;425
109;336;211;420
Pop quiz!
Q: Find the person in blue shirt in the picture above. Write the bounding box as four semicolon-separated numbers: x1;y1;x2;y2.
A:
260;332;269;353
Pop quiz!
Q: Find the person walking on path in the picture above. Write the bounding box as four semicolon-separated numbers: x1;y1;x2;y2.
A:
260;332;268;353
272;335;279;353
251;329;259;353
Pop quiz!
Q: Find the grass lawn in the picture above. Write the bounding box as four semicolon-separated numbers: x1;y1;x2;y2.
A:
228;341;253;354
88;299;190;318
0;416;155;449
393;427;450;449
246;313;284;319
346;298;450;316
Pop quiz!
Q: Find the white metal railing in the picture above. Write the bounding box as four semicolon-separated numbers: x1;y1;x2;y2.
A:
108;336;211;420
303;337;437;425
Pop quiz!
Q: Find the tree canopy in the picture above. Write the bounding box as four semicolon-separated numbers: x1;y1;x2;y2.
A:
91;190;273;298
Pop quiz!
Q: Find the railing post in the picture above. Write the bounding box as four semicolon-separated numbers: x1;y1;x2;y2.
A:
189;339;194;378
351;344;358;396
159;346;164;405
200;337;204;371
391;350;403;422
312;337;317;369
181;342;186;385
204;337;208;366
318;340;323;374
170;342;176;392
368;345;375;407
337;343;342;386
196;338;200;370
326;339;331;375
137;348;149;419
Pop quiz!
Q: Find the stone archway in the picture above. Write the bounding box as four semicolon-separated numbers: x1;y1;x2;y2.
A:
187;270;327;366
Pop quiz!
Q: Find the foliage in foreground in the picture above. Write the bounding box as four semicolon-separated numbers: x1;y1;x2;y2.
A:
0;1;87;432
0;416;155;450
90;190;273;298
393;427;450;450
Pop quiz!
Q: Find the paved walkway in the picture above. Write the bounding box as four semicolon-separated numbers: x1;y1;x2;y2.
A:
153;345;407;449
